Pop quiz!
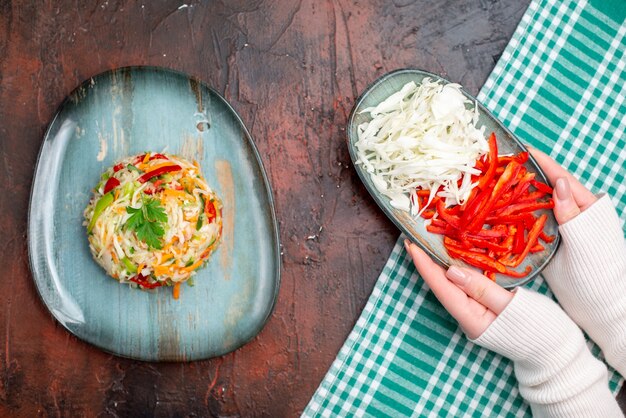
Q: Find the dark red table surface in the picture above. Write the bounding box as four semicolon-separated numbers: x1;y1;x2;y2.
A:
1;1;623;416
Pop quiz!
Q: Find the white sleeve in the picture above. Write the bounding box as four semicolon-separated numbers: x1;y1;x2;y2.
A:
543;194;626;376
473;287;622;418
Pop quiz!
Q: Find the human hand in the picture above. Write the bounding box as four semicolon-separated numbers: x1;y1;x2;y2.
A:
530;146;626;377
528;147;597;224
404;239;513;339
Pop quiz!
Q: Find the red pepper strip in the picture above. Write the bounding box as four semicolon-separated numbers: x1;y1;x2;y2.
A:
444;237;487;254
539;231;555;243
420;209;435;219
416;189;431;197
485;212;535;225
138;164;182;183
460;187;478;211
436;200;462;229
493;173;535;210
113;163;124;172
447;205;462;216
495;200;554;217
429;218;447;228
205;199;217;222
467;237;509;252
484;271;496;281
513;222;525;254
468;228;509;239
134;154;147;164
500;214;547;267
446;245;507;273
129;274;164;289
531;179;553;194
426;224;446;235
103;177;121;194
502;266;532;278
149;153;169;161
466;161;522;233
530;243;545;253
460;187;489;227
477;133;498;190
510;191;548;205
497;152;529;165
515;151;529;164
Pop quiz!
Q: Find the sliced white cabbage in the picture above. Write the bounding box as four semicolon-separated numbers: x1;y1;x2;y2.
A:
355;78;488;215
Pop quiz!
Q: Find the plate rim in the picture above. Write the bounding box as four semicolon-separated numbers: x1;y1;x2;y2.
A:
26;65;282;361
346;68;560;288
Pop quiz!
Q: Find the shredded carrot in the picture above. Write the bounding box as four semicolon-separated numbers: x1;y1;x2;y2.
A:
137;263;145;274
162;189;189;200
182;257;204;272
184;213;199;222
114;188;120;201
111;251;119;263
173;282;181;299
153;264;173;276
143;153;151;164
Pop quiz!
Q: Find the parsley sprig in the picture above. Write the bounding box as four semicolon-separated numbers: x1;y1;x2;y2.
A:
125;198;168;249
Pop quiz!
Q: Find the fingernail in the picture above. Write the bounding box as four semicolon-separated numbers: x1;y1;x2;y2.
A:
403;239;411;252
446;266;468;286
555;177;571;201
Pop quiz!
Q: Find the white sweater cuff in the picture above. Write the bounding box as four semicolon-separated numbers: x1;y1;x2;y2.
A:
473;287;622;417
543;194;626;376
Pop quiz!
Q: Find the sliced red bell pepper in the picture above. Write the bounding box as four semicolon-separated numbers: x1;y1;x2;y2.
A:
446;245;506;273
495;200;554;217
436;199;461;229
466;161;522;232
103;177;121;194
129;274;164;289
467;237;509;252
539;231;555;243
113;163;124;172
205;198;217;222
420;209;435;219
500;214;547;267
531;179;553;194
426;224;447;235
498;151;529;166
138;164;182;183
530;243;545;253
149;153;169;161
513;222;525;254
502;266;532;277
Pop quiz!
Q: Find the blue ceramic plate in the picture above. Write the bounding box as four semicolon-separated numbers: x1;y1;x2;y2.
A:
347;69;560;288
28;66;281;361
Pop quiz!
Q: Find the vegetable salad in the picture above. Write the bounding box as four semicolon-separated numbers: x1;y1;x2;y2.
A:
84;153;222;297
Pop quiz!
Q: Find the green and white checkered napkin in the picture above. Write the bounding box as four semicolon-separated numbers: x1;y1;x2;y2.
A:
304;0;626;416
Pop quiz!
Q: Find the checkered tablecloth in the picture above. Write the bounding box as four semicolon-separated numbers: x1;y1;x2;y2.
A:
303;0;626;416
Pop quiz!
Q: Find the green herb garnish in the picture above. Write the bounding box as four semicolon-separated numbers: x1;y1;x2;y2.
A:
125;198;168;249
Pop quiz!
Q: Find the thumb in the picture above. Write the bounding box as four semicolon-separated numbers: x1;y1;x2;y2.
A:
553;177;581;224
